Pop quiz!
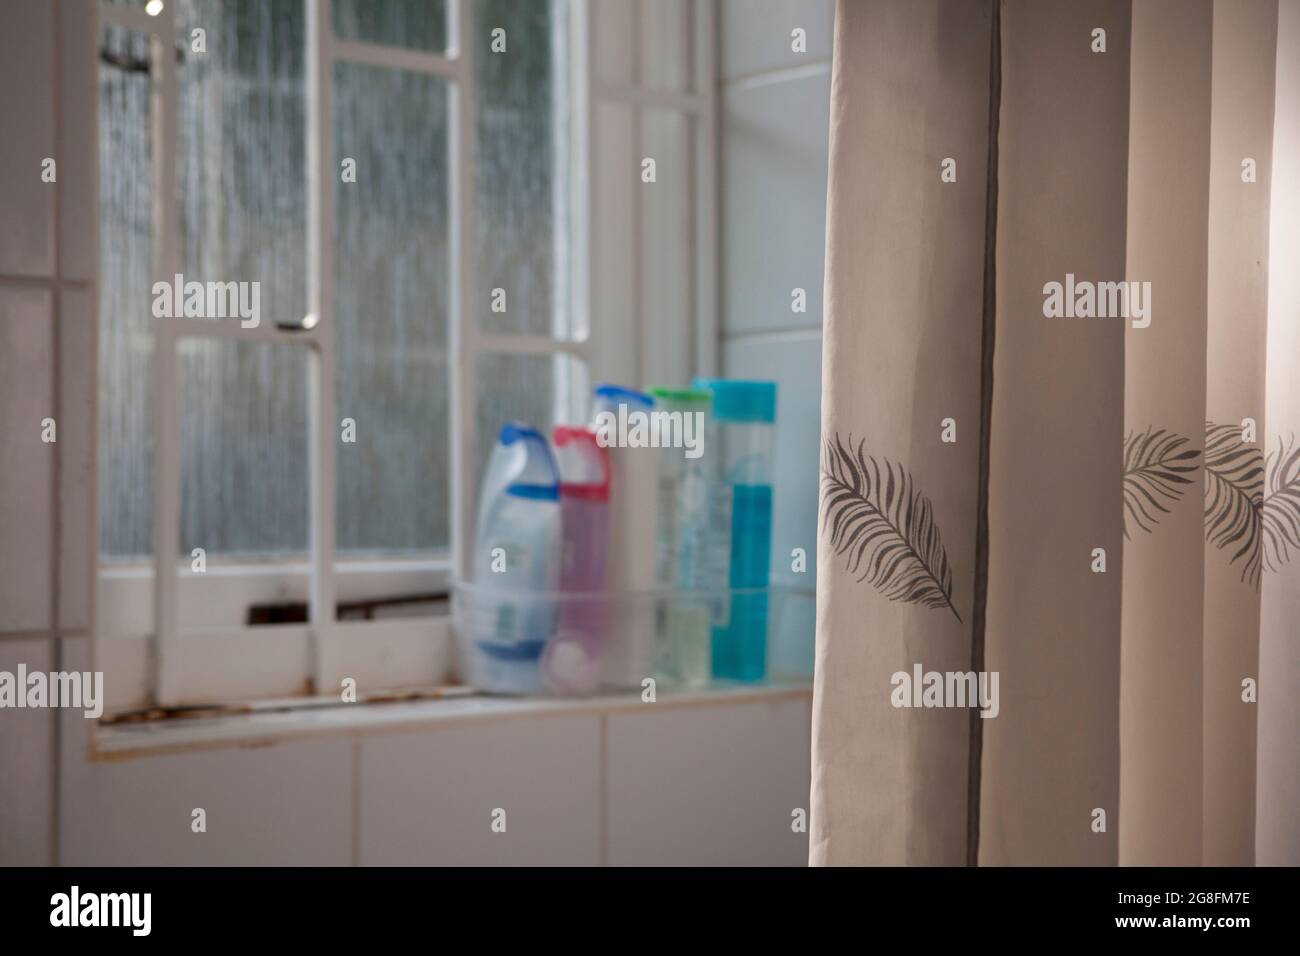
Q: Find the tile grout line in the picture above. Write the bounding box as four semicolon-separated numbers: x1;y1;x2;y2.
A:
720;59;832;92
721;326;823;346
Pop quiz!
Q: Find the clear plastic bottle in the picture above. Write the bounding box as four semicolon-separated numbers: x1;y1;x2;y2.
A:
590;384;659;687
544;425;611;694
692;379;777;682
648;387;714;685
468;423;562;694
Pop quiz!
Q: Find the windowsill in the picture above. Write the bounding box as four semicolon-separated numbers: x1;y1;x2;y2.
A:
90;679;814;761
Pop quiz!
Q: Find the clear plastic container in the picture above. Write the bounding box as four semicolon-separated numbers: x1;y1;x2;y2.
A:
466;423;562;694
692;379;777;682
544;426;611;694
452;583;810;697
648;387;714;686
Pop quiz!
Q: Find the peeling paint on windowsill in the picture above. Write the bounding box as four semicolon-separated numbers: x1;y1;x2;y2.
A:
91;679;814;761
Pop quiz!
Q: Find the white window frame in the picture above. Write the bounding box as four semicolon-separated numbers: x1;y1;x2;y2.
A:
93;0;718;715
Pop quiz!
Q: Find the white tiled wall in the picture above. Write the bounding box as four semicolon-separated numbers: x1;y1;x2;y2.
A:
722;0;835;77
49;634;809;867
0;0;56;278
0;286;55;633
720;0;831;678
723;71;831;335
359;716;603;866
0;638;55;866
58;286;96;633
606;697;811;865
0;0;96;868
61;720;356;866
58;5;98;283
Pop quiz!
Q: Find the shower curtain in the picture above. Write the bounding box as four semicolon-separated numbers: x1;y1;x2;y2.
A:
811;0;1300;866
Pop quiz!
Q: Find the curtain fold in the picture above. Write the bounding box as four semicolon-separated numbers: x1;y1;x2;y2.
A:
1257;0;1300;866
811;0;994;866
981;0;1129;867
813;0;1300;866
1118;0;1211;867
1201;0;1276;868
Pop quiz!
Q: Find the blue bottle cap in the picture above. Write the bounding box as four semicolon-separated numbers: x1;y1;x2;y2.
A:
691;379;777;424
497;422;560;500
593;383;654;410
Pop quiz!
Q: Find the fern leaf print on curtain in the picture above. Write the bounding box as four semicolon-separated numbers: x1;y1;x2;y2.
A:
820;433;960;621
1121;427;1202;538
1202;423;1300;585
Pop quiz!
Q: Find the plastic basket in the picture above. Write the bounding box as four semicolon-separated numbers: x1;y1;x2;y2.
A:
452;582;814;696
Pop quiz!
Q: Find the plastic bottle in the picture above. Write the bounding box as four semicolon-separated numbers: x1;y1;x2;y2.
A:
468;423;562;694
692;379;777;682
590;384;660;687
544;426;611;694
648;387;714;685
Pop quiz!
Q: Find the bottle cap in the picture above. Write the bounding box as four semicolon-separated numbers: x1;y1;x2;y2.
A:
553;426;611;501
691;379;777;424
499;423;560;501
648;386;712;408
592;383;654;413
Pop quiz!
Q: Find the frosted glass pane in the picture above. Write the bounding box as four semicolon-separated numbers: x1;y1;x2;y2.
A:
177;340;310;556
333;62;451;553
98;25;154;559
473;352;587;491
98;0;568;559
474;0;567;337
175;0;307;328
333;0;447;53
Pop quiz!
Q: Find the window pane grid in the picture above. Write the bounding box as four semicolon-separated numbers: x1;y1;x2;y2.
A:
93;0;717;706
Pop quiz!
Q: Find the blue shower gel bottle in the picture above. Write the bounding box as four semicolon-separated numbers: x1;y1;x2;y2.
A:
693;379;777;681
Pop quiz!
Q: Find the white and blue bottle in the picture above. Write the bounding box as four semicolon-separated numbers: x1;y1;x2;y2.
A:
468;423;562;694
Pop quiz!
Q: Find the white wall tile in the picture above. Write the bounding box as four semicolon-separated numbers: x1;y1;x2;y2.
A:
591;101;639;385
593;0;637;87
640;0;692;92
0;287;54;632
60;725;353;866
359;716;601;865
59;0;99;282
0;638;55;865
722;0;834;80
722;69;830;335
59;638;351;866
59;286;95;632
606;697;811;865
0;0;56;277
641;107;692;386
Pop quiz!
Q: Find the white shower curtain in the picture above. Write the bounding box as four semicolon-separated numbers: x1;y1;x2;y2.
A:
812;0;1300;866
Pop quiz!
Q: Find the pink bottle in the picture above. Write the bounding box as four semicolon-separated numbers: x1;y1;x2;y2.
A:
543;426;611;694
